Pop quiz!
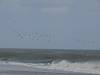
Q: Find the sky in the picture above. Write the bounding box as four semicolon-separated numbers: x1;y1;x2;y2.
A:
0;0;100;49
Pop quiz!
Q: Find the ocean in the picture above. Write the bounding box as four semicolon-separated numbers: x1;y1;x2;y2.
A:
0;48;100;74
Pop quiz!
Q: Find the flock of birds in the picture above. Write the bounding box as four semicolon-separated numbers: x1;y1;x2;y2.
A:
8;26;96;47
8;26;54;43
16;31;52;42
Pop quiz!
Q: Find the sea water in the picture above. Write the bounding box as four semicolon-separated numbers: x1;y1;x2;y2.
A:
0;48;100;74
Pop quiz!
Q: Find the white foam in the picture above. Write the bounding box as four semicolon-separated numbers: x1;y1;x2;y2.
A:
0;60;100;74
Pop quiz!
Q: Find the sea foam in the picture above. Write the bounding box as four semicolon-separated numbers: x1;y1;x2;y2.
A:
0;60;100;74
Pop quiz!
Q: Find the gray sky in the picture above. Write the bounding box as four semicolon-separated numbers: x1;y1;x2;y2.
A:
0;0;100;49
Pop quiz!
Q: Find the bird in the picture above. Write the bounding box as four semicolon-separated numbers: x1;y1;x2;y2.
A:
17;32;24;39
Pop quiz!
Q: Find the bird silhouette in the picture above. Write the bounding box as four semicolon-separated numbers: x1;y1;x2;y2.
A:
17;32;24;39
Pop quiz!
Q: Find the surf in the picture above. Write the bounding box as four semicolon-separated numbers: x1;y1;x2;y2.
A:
0;60;100;74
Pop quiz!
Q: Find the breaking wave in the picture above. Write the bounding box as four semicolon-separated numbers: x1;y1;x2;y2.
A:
1;60;100;74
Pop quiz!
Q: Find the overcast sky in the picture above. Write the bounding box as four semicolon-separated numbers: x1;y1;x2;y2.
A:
0;0;100;49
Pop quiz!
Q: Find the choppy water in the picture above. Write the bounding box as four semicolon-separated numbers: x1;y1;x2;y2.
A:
0;48;100;74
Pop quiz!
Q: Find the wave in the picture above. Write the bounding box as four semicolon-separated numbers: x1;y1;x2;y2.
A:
0;60;100;74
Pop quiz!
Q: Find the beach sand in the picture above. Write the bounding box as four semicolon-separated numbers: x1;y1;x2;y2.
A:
0;62;99;75
0;70;99;75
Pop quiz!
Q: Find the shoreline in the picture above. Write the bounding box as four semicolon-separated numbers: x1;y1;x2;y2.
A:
0;62;99;75
0;70;99;75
